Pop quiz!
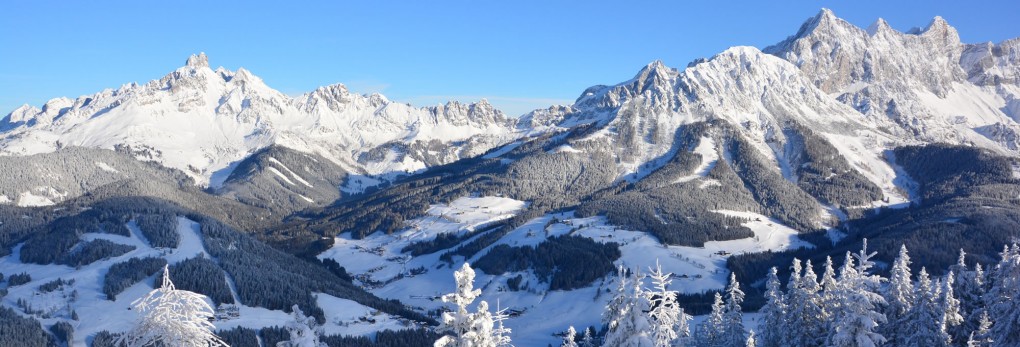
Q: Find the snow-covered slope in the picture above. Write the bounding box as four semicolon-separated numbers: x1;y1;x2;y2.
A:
0;53;520;187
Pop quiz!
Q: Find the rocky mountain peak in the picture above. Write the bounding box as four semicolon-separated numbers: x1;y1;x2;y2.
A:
185;52;210;68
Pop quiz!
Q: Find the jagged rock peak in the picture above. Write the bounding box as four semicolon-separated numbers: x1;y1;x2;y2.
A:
800;8;854;36
866;18;891;36
185;52;209;68
634;60;673;79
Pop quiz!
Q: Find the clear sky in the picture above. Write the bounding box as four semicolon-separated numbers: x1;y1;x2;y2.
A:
2;1;1018;117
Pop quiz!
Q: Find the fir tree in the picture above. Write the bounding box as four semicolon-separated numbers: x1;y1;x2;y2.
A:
603;269;653;347
118;265;227;347
903;268;950;347
965;311;992;347
562;326;579;347
280;304;325;347
882;245;915;346
646;261;691;347
696;293;726;347
783;259;825;347
721;273;747;347
986;244;1020;346
952;250;987;343
579;327;596;347
829;242;887;347
756;267;785;347
435;263;510;347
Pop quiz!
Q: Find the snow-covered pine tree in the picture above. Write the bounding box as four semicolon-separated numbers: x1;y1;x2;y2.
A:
118;265;228;347
965;311;992;347
829;243;887;347
939;271;964;346
951;250;987;343
579;327;596;347
562;326;579;347
783;259;826;347
603;268;653;347
756;267;785;347
695;293;726;347
819;256;840;314
721;273;747;347
435;263;510;347
603;266;631;338
492;302;513;347
903;268;951;347
986;244;1020;346
745;330;756;347
646;261;690;347
280;304;326;347
882;245;915;346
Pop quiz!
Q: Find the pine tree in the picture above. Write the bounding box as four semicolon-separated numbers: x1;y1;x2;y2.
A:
603;269;653;347
118;265;227;347
903;268;950;347
819;256;839;313
646;261;690;347
965;311;992;347
745;330;756;347
952;250;987;343
696;293;727;347
492;302;513;347
882;245;915;346
280;305;325;347
829;242;887;347
783;259;826;347
721;273;747;347
757;268;785;347
986;244;1020;346
561;326;579;347
435;263;510;347
579;327;596;347
939;271;964;345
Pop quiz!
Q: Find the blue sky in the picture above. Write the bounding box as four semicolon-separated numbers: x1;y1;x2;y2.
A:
2;1;1018;117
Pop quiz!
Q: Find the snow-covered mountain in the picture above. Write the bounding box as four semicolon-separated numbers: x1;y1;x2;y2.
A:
765;9;1020;150
0;53;520;187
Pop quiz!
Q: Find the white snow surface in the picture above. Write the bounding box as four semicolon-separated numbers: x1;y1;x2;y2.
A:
674;137;718;184
15;187;67;207
95;162;119;173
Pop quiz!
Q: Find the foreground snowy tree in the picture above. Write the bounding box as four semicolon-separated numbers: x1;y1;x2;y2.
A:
903;268;952;347
966;311;993;347
721;273;747;347
119;265;228;347
829;241;887;347
646;261;691;346
603;268;653;347
783;259;826;347
986;245;1020;346
695;293;726;347
435;263;511;347
757;268;785;347
561;326;578;347
951;250;987;342
579;327;596;347
882;245;915;346
279;305;325;347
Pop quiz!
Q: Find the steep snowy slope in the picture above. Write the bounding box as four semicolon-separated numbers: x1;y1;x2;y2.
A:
0;53;520;187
